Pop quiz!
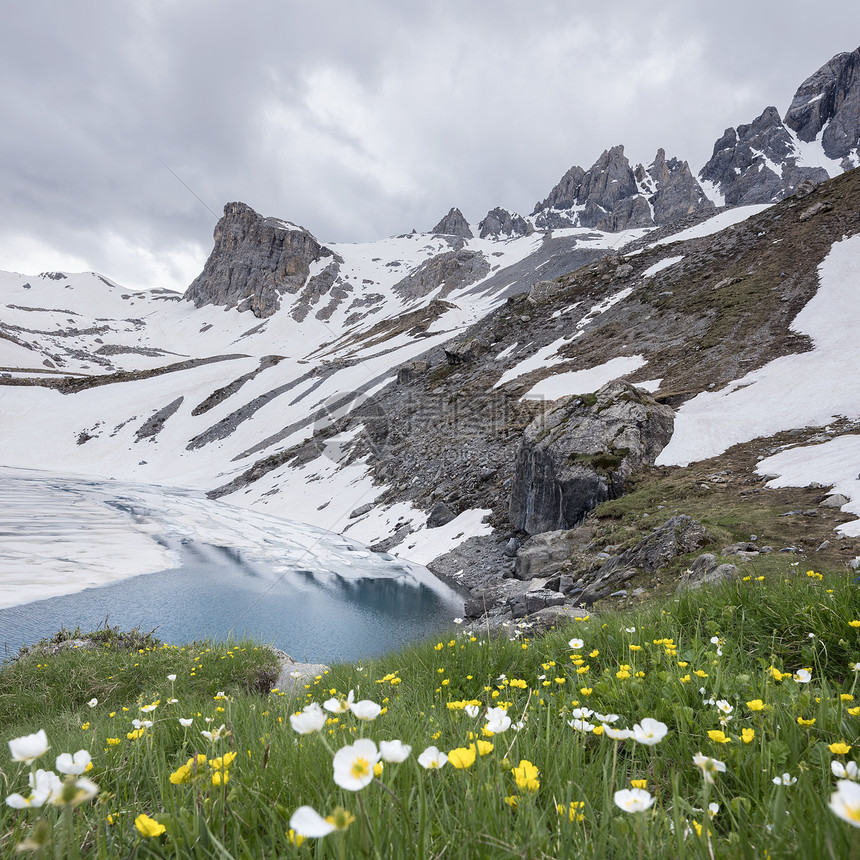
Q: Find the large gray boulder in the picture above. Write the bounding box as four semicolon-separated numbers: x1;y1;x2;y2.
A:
509;381;674;535
184;202;332;319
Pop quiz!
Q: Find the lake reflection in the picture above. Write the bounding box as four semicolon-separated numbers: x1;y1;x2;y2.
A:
0;469;464;662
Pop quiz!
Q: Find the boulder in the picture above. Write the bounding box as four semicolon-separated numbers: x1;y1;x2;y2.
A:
514;530;577;580
427;502;457;529
444;336;488;366
677;554;739;592
509;381;674;535
599;516;711;577
821;493;849;508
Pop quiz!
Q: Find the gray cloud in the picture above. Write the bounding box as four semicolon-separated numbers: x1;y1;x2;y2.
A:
1;0;858;290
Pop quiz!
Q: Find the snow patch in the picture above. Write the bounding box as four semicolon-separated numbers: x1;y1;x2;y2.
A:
389;509;493;566
642;256;684;278
521;355;647;401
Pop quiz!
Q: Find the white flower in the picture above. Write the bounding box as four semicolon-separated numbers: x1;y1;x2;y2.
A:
132;719;153;729
379;740;411;762
464;704;480;718
512;720;526;731
772;773;797;786
568;718;596;733
290;703;326;734
140;703;158;713
201;724;227;741
5;769;60;808
625;627;636;634
290;670;303;679
52;776;98;807
56;750;92;775
603;725;633;740
167;698;178;704
632;718;668;746
167;674;177;682
614;788;654;813
569;638;584;649
289;805;336;838
693;752;726;784
9;730;49;764
594;712;619;723
349;698;382;721
332;739;380;791
793;669;812;683
87;698;98;708
832;761;860;780
715;700;733;715
710;636;720;645
708;802;720;818
179;718;194;727
831;779;860;828
453;617;464;624
323;695;351;714
417;746;448;770
571;707;594;720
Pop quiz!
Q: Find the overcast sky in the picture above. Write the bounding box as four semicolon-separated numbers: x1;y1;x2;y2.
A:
1;1;858;292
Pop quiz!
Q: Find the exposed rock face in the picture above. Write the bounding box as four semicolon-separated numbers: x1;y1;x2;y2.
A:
184;202;332;319
533;145;712;231
785;46;860;164
431;207;474;238
640;149;715;224
509;381;675;535
392;249;490;300
478;207;534;239
699;107;829;206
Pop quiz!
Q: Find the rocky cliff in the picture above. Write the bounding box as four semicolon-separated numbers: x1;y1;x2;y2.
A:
699;46;860;205
184;202;334;318
532;145;713;231
431;207;473;238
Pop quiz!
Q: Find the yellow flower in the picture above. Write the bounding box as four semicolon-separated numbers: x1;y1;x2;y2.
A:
81;723;90;730
680;675;691;683
287;829;305;847
135;814;166;838
678;662;688;667
849;621;860;628
373;762;384;777
708;730;731;744
580;687;593;696
211;771;229;786
509;679;527;689
589;649;599;658
512;759;540;792
629;645;642;652
592;726;604;735
616;670;631;680
849;707;860;717
555;677;566;685
694;670;708;678
742;728;755;744
631;779;647;789
747;699;766;712
503;795;518;808
448;746;476;769
842;694;855;702
829;742;852;755
797;717;816;727
106;738;121;746
126;729;145;740
476;740;494;756
557;801;585;822
169;765;191;784
576;666;590;675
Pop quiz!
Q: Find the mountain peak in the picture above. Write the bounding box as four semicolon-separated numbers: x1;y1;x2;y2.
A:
430;207;473;238
183;202;329;318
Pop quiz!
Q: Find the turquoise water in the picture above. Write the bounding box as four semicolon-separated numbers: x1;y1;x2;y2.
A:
0;469;464;663
0;541;463;662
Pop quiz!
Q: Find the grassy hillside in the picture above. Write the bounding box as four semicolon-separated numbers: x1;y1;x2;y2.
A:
3;566;860;858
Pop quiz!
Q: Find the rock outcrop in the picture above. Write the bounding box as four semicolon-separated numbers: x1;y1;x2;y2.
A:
392;249;490;300
509;381;674;535
478;207;534;239
698;107;829;206
784;46;860;165
639;149;715;224
184;202;333;318
431;207;474;238
533;145;712;231
699;46;860;205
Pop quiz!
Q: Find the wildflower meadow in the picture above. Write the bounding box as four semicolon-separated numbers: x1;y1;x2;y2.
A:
3;566;860;857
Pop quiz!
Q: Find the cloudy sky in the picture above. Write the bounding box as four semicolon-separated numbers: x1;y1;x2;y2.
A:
1;1;859;292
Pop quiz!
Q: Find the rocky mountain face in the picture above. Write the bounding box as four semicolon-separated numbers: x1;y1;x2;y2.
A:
478;207;534;239
699;46;860;205
531;145;713;231
184;202;335;319
431;207;473;238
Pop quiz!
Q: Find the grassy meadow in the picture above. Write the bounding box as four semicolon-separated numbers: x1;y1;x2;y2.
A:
3;565;860;858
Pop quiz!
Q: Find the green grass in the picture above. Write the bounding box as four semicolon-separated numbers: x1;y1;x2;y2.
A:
3;570;860;858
